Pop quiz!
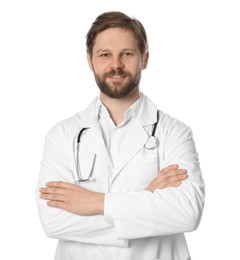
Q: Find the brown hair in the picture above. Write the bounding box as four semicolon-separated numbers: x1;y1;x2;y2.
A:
86;11;148;58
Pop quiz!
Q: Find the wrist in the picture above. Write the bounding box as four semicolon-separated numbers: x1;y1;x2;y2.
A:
93;192;105;215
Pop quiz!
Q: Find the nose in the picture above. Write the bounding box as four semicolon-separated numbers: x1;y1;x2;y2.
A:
110;55;124;70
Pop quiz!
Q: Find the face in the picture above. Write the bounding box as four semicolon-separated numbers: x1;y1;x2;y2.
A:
87;28;149;99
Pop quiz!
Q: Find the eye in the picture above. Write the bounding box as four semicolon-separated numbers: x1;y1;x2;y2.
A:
99;53;110;58
123;52;134;57
122;52;135;59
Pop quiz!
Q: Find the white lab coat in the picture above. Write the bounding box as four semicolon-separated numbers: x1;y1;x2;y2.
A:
36;94;205;260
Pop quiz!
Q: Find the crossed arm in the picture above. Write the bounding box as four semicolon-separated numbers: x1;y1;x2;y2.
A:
39;164;188;216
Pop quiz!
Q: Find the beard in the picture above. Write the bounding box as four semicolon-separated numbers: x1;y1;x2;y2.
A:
93;68;141;99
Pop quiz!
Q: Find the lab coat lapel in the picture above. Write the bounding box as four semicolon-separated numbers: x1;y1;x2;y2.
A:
113;120;148;176
76;98;112;168
112;94;158;178
86;122;112;167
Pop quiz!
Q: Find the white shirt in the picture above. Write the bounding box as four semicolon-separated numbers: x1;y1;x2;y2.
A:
96;95;143;167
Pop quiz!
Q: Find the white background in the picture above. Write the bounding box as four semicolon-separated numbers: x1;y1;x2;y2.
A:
0;0;239;259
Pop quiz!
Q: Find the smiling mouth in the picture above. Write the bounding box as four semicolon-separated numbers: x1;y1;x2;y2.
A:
108;75;126;78
107;75;127;84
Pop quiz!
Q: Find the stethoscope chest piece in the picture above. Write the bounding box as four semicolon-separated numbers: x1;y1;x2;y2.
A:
145;135;158;150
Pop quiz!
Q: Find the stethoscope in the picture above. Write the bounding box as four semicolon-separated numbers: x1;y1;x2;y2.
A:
75;112;159;183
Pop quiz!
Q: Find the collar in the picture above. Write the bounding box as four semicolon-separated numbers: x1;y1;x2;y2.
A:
77;92;158;128
95;94;143;125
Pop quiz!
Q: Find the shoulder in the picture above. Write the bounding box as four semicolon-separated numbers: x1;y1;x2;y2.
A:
46;113;81;139
141;93;192;138
159;110;190;130
158;110;193;141
45;97;97;141
142;93;190;130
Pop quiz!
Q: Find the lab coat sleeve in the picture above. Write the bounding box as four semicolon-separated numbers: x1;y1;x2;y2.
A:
36;122;128;247
104;118;205;239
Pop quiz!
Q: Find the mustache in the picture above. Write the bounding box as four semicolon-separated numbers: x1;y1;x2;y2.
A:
105;68;129;77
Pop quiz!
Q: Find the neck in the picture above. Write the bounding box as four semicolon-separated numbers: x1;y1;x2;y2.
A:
100;88;140;126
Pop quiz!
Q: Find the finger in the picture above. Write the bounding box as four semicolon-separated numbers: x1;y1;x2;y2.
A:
160;164;179;175
158;172;188;188
40;192;65;202
47;200;66;209
39;187;67;195
165;181;182;188
177;169;188;175
173;181;182;187
160;167;187;178
46;181;77;189
151;168;187;186
165;173;188;185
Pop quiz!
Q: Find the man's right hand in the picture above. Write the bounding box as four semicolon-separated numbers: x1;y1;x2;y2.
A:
146;164;188;192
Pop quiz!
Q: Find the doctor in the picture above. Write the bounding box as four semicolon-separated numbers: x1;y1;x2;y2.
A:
36;11;205;260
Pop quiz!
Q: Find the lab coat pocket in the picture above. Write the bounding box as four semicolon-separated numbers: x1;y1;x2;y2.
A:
137;154;159;177
137;147;159;171
122;153;159;191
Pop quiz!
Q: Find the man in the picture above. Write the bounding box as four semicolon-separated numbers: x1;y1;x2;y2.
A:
36;11;205;260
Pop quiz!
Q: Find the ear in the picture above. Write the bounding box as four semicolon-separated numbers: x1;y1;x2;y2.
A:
87;53;94;71
142;51;149;70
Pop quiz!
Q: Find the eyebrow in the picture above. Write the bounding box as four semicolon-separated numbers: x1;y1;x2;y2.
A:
96;48;137;54
96;49;110;54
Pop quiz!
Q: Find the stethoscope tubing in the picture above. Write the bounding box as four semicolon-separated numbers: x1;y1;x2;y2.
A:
76;112;159;182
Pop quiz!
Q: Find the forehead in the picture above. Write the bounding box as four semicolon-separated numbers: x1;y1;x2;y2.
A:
93;27;138;51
